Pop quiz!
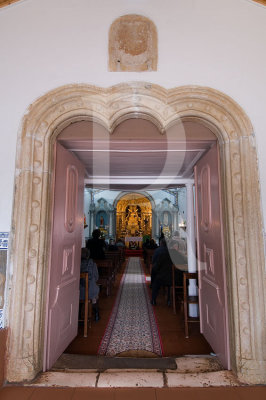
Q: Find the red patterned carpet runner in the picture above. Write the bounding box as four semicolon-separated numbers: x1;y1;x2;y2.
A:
98;257;163;357
125;249;143;257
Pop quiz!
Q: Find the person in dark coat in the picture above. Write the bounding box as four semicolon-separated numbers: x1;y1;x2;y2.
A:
147;239;158;249
86;229;106;260
142;238;150;264
107;238;118;251
150;238;168;286
151;240;187;305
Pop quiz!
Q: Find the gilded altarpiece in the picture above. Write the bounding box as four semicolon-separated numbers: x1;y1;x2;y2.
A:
116;195;152;240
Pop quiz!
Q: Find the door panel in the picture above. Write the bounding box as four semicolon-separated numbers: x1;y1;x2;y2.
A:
44;142;84;371
194;142;230;369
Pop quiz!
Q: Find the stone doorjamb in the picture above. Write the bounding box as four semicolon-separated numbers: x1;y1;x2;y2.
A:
6;83;265;384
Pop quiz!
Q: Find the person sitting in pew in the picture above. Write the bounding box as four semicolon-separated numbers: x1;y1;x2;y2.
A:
147;238;158;249
86;228;106;260
108;238;118;251
151;240;187;306
80;247;100;321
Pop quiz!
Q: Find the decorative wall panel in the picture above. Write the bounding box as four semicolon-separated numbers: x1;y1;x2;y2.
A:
201;166;212;232
109;15;158;72
0;233;8;250
65;166;78;233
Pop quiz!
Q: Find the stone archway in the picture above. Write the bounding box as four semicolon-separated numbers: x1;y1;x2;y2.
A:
6;83;265;383
114;191;156;211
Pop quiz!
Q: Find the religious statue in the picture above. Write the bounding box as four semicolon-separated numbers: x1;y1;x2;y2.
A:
115;195;152;240
161;212;172;238
163;211;169;226
126;205;141;236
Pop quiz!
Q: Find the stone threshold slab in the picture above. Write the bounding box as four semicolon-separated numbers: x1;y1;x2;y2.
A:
23;357;242;388
24;370;242;388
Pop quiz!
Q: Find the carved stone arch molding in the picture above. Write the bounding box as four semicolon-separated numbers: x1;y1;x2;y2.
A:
113;191;156;211
6;83;265;383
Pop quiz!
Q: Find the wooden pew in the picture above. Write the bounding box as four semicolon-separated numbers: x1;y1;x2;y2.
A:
96;258;114;296
79;272;92;337
105;250;120;276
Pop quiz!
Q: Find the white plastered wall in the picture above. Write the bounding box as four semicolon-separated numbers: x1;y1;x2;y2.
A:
0;0;265;229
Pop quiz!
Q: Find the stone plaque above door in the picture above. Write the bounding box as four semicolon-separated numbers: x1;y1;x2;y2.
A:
109;14;158;72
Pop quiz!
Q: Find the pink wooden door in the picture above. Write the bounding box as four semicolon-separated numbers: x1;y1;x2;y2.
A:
194;143;230;369
44;142;84;370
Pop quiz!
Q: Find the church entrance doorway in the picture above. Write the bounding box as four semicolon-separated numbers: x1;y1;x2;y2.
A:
7;84;265;384
43;115;229;370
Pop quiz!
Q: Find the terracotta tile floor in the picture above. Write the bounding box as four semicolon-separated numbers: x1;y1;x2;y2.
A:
0;386;265;400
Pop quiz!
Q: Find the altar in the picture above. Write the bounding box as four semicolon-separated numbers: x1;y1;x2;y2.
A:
116;194;152;242
125;236;143;249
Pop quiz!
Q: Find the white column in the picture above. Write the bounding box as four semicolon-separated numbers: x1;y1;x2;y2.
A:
89;190;95;236
152;210;157;239
90;208;95;233
88;208;94;236
113;208;117;239
173;209;178;232
109;209;114;238
186;183;198;317
157;213;161;237
88;211;91;236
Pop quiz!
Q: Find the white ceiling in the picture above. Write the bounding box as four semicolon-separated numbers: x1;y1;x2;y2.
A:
58;119;216;190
